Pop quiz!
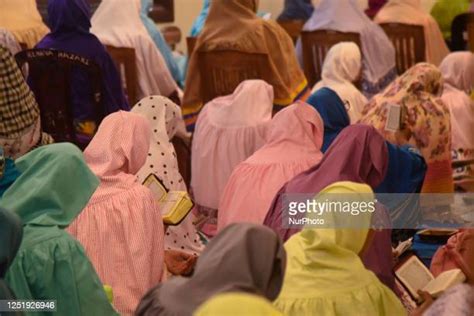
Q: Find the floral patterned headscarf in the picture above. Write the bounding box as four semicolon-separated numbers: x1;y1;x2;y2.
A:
360;63;453;193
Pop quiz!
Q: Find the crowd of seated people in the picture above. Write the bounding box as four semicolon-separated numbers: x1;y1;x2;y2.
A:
1;0;474;315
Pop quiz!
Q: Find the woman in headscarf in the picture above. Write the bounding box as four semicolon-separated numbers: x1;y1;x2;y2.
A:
218;102;323;231
189;0;211;37
135;223;286;316
183;0;309;130
306;87;350;153
296;0;396;97
36;0;130;139
359;63;453;193
195;293;283;316
312;42;367;122
0;208;22;300
365;0;388;19
273;182;406;316
67;111;165;315
374;0;450;66
140;0;181;84
0;0;49;48
191;80;273;236
0;46;53;159
1;143;117;315
132;96;204;256
91;0;178;101
439;52;474;191
277;0;314;22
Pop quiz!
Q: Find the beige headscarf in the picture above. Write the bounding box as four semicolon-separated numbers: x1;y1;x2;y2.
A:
0;0;49;48
183;0;308;128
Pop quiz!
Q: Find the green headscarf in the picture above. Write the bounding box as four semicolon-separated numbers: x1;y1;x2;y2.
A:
0;143;99;227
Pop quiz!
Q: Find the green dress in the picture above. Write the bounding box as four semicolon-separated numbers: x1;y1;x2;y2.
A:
431;0;470;40
1;143;118;316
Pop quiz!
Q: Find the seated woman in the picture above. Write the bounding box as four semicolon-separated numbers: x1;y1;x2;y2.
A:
0;208;22;300
140;0;181;85
191;80;273;236
91;0;178;101
132;96;204;256
277;0;314;22
1;143;117;315
136;223;286;316
312;42;367;123
183;0;308;130
67;111;165;315
296;0;396;97
374;0;450;66
359;63;453;193
0;0;49;48
218;102;323;231
439;52;474;192
273;182;405;316
0;46;53;159
36;0;130;139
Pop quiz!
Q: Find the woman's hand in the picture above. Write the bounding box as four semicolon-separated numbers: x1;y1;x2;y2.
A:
165;250;198;276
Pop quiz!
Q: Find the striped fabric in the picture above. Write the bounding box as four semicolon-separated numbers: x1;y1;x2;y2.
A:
67;111;165;315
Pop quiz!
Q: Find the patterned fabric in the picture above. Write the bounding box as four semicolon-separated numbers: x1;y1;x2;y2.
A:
0;46;53;158
359;63;453;193
132;96;204;256
67;111;165;315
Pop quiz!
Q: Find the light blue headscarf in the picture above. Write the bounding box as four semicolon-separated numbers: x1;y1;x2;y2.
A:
190;0;211;37
140;0;181;83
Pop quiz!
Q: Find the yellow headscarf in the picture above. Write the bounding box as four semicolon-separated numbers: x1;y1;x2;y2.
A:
274;181;406;316
0;0;49;48
194;293;283;316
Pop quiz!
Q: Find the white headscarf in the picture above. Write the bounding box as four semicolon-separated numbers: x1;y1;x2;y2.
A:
132;96;203;255
312;42;367;122
297;0;396;92
439;52;474;151
91;0;177;99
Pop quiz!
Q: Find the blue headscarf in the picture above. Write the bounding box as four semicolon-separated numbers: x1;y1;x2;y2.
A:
375;143;427;227
140;0;181;84
306;87;349;152
0;159;20;198
190;0;211;37
277;0;314;21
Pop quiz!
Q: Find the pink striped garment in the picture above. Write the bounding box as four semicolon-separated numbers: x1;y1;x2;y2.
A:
67;111;165;315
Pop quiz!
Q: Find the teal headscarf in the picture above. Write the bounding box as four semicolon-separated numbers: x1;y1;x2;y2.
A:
0;143;99;227
0;208;22;300
140;0;181;84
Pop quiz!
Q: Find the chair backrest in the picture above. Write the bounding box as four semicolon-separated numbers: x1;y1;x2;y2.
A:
197;50;271;104
171;136;191;189
186;37;198;57
15;49;103;149
379;23;426;75
468;14;474;53
104;45;138;105
277;20;305;43
301;30;361;87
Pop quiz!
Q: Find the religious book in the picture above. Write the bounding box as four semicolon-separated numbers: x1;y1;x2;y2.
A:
395;254;466;302
143;173;194;225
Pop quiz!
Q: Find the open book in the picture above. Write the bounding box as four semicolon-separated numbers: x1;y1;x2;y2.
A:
143;174;194;226
395;254;466;302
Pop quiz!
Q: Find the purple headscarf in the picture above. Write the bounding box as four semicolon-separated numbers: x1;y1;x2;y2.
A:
36;0;129;120
264;124;396;290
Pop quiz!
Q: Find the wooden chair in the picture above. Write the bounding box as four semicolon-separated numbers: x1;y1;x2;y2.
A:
105;45;139;105
15;49;103;149
379;23;426;75
301;30;361;87
186;37;198;57
277;20;305;43
197;50;271;104
171;136;191;189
